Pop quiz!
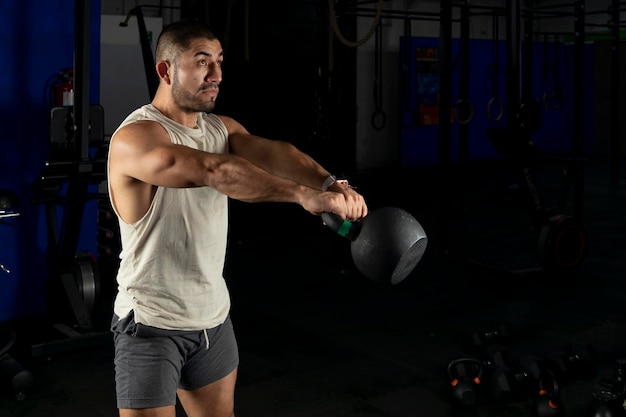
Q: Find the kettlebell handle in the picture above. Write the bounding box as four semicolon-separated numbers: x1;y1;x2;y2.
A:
321;212;361;241
447;357;484;381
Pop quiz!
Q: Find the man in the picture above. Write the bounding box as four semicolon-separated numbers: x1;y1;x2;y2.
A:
107;19;368;417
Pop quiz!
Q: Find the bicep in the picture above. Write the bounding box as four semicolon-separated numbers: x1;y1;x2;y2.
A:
109;122;213;188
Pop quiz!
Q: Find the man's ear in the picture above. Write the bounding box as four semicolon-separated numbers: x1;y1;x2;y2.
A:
156;61;171;82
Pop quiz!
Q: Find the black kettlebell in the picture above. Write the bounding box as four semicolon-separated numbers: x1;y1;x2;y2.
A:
532;370;564;417
322;207;428;285
447;357;484;406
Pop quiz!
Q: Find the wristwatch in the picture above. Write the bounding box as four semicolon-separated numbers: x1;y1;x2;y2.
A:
322;175;351;191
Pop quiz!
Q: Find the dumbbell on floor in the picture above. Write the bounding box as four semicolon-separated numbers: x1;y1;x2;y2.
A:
470;322;513;352
545;343;594;380
487;348;542;402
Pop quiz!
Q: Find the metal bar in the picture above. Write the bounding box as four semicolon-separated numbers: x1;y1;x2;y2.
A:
469;10;507;18
531;31;576;36
522;1;534;102
58;177;89;270
458;0;471;211
572;0;585;221
346;8;451;22
518;0;545;217
58;0;91;270
74;0;90;162
438;0;453;253
454;4;506;12
349;1;504;12
523;10;574;17
582;7;626;15
611;0;621;185
352;7;442;18
586;22;625;27
526;2;578;10
590;10;626;15
506;0;521;126
128;4;180;12
132;6;159;100
346;14;445;22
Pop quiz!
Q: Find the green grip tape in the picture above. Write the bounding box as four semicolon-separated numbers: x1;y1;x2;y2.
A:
337;220;352;238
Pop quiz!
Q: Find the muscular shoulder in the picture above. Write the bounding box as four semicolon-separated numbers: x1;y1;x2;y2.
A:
111;120;171;159
214;114;249;136
108;120;171;183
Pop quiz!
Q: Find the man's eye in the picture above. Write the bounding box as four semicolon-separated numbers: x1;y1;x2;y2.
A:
217;61;223;67
198;60;207;66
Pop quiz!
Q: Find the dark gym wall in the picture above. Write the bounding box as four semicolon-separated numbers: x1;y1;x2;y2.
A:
179;0;357;173
593;39;626;158
0;0;101;322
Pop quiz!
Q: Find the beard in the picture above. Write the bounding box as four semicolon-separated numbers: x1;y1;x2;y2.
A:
171;73;217;113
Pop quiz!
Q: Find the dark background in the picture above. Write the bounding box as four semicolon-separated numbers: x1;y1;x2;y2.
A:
0;1;625;416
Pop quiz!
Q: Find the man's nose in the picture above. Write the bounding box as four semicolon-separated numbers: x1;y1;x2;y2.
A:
207;65;222;84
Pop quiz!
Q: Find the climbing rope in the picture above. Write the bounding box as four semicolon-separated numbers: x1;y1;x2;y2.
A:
328;0;385;48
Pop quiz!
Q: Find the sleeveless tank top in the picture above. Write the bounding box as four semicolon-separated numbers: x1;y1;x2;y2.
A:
108;104;231;330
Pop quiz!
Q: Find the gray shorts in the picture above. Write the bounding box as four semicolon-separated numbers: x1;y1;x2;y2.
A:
111;312;239;409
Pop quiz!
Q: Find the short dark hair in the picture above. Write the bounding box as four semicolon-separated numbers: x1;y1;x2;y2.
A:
155;20;218;62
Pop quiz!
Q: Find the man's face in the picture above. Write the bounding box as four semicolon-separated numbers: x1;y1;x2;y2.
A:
171;38;223;113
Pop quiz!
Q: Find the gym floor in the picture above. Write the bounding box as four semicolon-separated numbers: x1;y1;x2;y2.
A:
1;155;625;417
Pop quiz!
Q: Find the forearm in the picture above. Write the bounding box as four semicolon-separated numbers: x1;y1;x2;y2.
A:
205;153;316;204
267;144;331;190
229;133;331;190
211;147;366;220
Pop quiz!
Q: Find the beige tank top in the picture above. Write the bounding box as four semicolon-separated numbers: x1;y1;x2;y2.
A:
108;104;231;330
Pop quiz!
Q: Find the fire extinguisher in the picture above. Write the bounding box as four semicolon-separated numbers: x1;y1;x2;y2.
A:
51;68;74;107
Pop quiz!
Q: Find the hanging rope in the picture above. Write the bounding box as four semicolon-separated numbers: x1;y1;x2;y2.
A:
485;14;503;123
371;22;386;130
328;0;385;48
